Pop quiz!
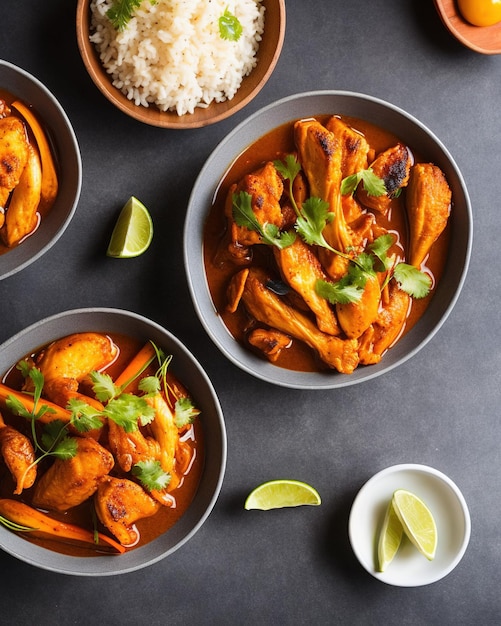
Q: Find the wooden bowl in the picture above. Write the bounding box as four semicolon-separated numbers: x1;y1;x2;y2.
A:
76;0;285;128
434;0;501;54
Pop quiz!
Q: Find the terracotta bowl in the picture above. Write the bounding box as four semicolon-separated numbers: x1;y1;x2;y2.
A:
0;61;81;280
0;308;226;576
76;0;286;128
434;0;501;54
184;91;472;390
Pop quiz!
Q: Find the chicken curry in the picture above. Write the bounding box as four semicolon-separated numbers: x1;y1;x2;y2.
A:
0;89;58;252
0;332;203;556
204;115;452;374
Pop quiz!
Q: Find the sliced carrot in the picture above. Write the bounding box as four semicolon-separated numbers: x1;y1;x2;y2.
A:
114;342;157;390
11;100;59;211
0;499;125;554
0;382;71;423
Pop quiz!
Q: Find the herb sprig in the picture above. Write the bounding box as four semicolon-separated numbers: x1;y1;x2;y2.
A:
106;0;156;31
219;9;243;41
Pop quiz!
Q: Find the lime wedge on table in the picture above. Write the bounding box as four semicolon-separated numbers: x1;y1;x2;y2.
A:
377;499;403;572
244;479;321;510
392;489;437;560
106;196;153;258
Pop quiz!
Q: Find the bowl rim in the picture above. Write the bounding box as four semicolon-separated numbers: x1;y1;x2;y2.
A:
0;60;82;280
0;307;227;576
75;0;286;129
184;89;473;389
348;463;471;587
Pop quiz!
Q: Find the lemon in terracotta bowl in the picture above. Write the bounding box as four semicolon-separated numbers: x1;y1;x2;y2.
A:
76;0;286;128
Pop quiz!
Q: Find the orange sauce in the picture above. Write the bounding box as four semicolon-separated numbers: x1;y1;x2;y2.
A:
0;333;204;557
203;115;450;373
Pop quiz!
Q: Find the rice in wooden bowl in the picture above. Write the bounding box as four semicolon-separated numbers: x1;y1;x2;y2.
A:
76;0;285;128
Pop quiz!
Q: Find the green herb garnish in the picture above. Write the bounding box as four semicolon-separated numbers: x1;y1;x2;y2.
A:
132;459;171;492
393;263;432;299
341;167;387;197
219;9;243;41
106;0;156;31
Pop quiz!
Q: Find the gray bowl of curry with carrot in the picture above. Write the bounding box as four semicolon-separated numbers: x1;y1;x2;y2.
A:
0;60;81;280
184;91;472;389
0;308;226;575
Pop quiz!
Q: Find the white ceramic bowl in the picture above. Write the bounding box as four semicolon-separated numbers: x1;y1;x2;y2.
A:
0;308;227;576
184;91;472;389
348;464;471;586
0;60;81;280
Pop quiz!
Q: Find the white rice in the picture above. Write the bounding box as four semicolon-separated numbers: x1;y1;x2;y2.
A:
89;0;265;116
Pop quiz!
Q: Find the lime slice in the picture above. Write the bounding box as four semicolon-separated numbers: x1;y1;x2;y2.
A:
244;479;321;510
392;489;437;560
377;499;403;572
106;196;153;258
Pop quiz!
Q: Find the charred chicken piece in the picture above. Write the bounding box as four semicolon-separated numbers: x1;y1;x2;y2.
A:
357;143;411;215
406;163;451;268
274;237;340;336
32;437;114;512
241;267;359;374
225;161;284;251
95;476;160;547
0;413;36;494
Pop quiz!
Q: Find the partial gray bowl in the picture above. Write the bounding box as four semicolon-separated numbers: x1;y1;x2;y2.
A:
0;60;81;280
184;91;472;390
0;308;226;576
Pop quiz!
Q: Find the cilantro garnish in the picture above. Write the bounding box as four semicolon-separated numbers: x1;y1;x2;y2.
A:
219;9;243;41
393;263;432;299
174;397;200;428
341;167;387;197
106;0;156;31
132;459;171;492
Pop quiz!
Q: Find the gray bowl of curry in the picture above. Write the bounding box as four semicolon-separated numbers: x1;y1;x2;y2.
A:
0;308;226;575
184;91;472;389
0;60;81;280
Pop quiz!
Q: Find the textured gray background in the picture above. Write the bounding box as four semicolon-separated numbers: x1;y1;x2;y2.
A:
1;1;500;624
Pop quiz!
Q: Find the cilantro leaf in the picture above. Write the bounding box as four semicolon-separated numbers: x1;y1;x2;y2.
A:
219;9;243;41
295;197;336;250
106;0;156;31
232;191;295;249
138;375;160;396
5;395;34;421
368;233;395;271
341;168;386;197
51;437;79;460
393;263;432;298
132;460;171;491
274;155;301;184
90;371;120;403
104;394;155;432
67;398;104;433
174;397;200;428
315;278;364;305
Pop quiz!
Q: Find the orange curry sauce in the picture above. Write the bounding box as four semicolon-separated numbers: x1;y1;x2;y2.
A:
203;115;450;373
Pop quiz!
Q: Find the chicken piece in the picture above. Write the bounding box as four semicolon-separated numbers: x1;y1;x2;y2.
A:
1;141;42;247
357;143;411;215
145;393;180;491
294;119;351;281
95;476;160;547
336;274;381;339
406;163;451;268
274;237;340;336
325;116;370;177
107;419;161;473
226;161;284;250
241;267;359;374
0;413;36;494
226;268;249;313
30;332;118;409
358;282;410;364
248;327;292;362
32;437;114;512
0;115;29;200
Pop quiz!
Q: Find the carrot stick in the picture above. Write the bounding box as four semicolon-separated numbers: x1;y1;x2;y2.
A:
0;382;71;423
0;499;125;554
115;342;157;390
11;100;59;211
